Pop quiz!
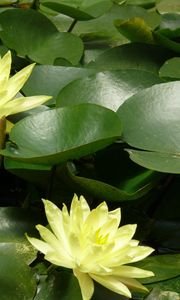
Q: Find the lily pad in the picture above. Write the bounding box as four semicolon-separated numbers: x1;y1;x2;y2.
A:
1;104;122;165
57;69;162;111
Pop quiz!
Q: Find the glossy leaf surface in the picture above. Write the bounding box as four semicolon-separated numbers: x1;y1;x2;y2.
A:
40;0;112;21
57;70;162;111
89;43;173;73
0;9;83;65
1;104;122;164
22;65;96;102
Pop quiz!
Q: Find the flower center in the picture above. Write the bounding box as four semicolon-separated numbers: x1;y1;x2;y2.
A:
95;228;109;245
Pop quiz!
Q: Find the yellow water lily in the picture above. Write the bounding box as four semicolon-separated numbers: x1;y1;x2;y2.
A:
27;195;154;299
0;51;51;119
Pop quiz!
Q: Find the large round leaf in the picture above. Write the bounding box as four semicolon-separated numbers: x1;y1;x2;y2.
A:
1;104;122;164
115;17;154;44
154;13;180;54
40;0;112;21
59;162;152;202
34;271;82;300
134;254;180;284
127;149;180;174
156;0;180;14
0;207;44;300
159;57;180;80
89;43;173;73
118;81;180;153
73;4;156;45
117;81;180;173
125;0;155;9
56;70;162;111
22;65;96;102
0;250;36;300
0;9;83;65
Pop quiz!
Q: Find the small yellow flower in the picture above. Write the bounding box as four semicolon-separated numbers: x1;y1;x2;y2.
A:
27;195;154;299
0;51;51;119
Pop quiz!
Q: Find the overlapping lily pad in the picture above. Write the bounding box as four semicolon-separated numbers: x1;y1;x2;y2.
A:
89;43;173;73
57;69;162;111
0;207;43;300
1;104;122;164
40;0;112;21
0;9;83;65
117;81;180;173
22;65;96;102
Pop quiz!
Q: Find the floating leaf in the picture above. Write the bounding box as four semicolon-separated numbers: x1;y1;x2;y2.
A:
40;0;112;21
156;0;180;14
126;150;180;174
59;162;152;202
159;57;180;79
115;17;154;44
134;254;180;284
0;9;83;65
118;81;180;153
34;271;82;300
22;65;96;102
89;43;173;73
0;207;43;300
57;70;162;111
1;104;122;165
154;14;180;54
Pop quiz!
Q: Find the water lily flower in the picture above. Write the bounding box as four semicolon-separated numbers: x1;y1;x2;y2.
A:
27;195;154;299
0;51;51;119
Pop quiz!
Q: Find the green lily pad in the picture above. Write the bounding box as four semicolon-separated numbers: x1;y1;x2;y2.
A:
0;207;45;300
34;271;82;300
59;162;152;202
22;65;96;102
89;43;173;73
134;254;180;284
156;0;180;14
1;104;122;165
57;69;162;111
115;17;154;44
126;150;180;174
40;0;112;21
0;9;83;65
118;81;180;153
159;57;180;79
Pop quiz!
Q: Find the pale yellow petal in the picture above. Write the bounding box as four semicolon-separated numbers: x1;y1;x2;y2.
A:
37;224;74;268
118;277;149;293
0;51;11;91
112;266;154;278
68;232;81;264
126;246;154;263
98;218;119;240
108;208;121;226
74;269;94;300
26;234;53;254
96;243;153;268
42;199;69;249
3;63;35;104
79;195;91;221
62;203;71;234
3;95;51;116
36;224;68;254
70;194;83;231
90;273;131;298
84;202;108;232
45;251;75;268
115;224;137;249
